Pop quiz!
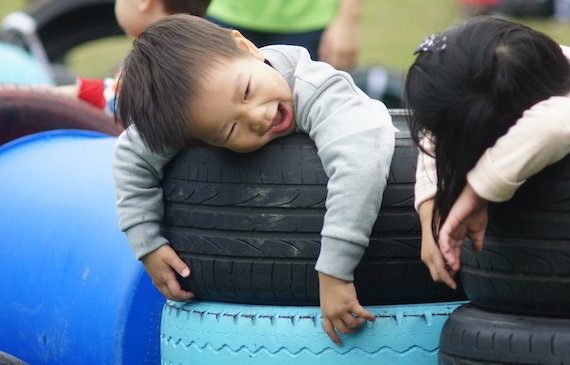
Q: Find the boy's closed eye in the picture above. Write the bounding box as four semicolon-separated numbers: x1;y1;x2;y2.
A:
244;78;251;100
226;123;237;142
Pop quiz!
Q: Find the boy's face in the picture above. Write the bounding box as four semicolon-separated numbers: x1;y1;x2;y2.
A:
188;43;296;153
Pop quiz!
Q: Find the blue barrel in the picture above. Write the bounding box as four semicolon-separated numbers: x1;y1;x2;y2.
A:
0;130;163;364
0;42;53;85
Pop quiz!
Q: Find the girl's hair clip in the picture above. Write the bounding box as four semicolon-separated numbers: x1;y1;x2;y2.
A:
414;33;447;55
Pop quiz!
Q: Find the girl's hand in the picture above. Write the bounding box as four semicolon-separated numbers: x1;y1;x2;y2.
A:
439;184;488;273
418;199;457;289
318;272;375;345
142;244;194;301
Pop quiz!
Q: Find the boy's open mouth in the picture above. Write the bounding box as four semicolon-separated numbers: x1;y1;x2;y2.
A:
269;103;294;134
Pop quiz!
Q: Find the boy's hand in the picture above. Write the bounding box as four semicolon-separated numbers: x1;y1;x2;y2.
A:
318;272;375;345
439;183;488;273
418;199;457;289
142;244;194;301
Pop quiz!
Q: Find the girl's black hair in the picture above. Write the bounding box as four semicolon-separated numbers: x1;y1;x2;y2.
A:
405;16;570;239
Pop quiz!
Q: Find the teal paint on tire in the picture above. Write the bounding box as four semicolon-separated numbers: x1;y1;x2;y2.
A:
161;300;465;365
0;43;53;85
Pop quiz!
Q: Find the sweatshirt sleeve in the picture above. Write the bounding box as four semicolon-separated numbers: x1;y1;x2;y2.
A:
414;136;437;211
113;127;178;259
295;70;395;281
467;96;570;202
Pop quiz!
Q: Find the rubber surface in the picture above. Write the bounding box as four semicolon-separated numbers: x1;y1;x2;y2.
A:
162;111;466;305
460;154;570;316
0;86;119;145
439;304;570;364
27;0;120;63
161;300;465;365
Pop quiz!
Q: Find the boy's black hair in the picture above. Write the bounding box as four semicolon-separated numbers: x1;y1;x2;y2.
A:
404;16;570;238
116;14;248;154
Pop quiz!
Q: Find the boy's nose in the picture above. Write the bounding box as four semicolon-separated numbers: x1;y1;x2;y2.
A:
245;107;270;134
247;120;268;135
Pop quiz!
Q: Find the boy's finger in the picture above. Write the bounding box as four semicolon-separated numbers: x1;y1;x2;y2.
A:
333;318;351;334
342;313;365;329
156;282;175;301
165;253;191;278
166;278;194;301
352;305;375;322
322;318;341;345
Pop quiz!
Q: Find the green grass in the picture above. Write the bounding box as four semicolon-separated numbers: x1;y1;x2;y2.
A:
2;0;570;77
360;0;570;70
0;1;26;17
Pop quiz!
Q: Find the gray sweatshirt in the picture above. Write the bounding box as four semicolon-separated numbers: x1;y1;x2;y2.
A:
113;45;395;281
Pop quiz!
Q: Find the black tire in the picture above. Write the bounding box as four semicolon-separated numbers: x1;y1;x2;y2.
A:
460;154;570;316
0;86;120;145
26;0;121;63
486;154;570;240
496;0;554;18
461;235;570;317
161;110;466;305
439;304;570;365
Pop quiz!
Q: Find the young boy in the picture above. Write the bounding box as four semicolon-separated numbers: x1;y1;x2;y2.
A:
113;14;395;344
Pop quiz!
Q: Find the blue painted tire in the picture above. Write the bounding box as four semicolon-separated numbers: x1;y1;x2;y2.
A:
161;300;465;365
0;131;163;365
0;43;53;85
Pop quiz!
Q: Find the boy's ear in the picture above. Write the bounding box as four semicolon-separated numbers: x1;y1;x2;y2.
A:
231;30;264;60
138;0;152;12
139;0;166;15
139;0;169;22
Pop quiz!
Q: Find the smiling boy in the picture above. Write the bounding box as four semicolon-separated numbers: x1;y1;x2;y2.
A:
113;14;395;344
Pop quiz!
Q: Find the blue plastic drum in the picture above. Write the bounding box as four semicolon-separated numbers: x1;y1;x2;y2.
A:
0;131;163;364
0;42;53;85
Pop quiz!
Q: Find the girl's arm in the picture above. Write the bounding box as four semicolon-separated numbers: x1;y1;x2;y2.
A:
467;45;570;200
467;95;570;202
438;95;570;272
413;136;457;288
414;135;437;211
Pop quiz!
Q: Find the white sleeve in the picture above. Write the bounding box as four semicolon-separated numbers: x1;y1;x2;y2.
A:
468;96;570;202
414;136;437;211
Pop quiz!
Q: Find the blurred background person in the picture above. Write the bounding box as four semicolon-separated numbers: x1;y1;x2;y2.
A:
206;0;361;70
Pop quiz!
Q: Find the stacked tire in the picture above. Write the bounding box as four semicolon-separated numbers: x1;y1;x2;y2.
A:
439;153;570;364
159;110;467;364
0;86;119;145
